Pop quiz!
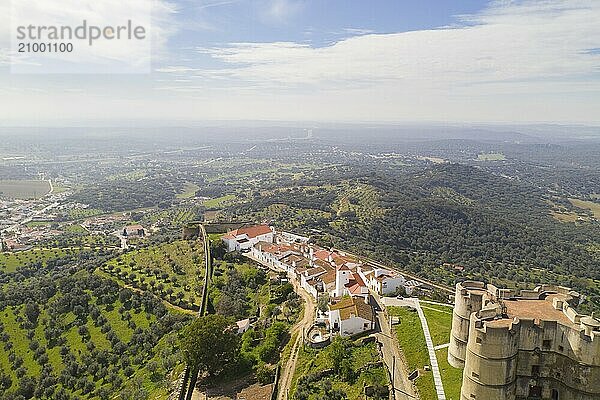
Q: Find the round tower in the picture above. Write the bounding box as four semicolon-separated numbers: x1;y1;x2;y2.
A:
448;281;485;368
449;281;486;368
460;315;519;400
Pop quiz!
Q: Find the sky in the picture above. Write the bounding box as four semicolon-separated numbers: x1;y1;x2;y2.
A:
0;0;599;125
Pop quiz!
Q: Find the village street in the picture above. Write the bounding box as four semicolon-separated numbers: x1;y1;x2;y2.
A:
372;295;417;400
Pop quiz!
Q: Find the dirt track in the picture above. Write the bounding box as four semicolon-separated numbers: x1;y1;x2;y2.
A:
276;280;316;400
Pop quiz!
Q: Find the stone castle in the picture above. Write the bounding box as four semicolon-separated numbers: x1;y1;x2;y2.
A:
448;281;600;400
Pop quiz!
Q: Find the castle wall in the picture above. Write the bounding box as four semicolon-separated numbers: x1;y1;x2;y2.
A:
515;377;600;400
514;320;600;398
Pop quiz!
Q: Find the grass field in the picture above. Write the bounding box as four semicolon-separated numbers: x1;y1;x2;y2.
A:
435;347;463;400
64;224;87;234
477;153;506;161
25;221;52;228
52;184;70;194
420;303;462;399
420;304;453;347
67;207;104;220
389;304;463;400
0;180;51;199
388;306;436;400
176;183;200;199
569;198;600;219
551;210;581;222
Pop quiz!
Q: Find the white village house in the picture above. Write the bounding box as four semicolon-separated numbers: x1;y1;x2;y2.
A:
222;224;274;252
361;267;406;295
328;296;375;337
331;264;369;299
235;318;251;334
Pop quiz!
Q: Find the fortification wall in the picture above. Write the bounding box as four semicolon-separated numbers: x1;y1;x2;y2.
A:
514;320;600;397
515;377;600;399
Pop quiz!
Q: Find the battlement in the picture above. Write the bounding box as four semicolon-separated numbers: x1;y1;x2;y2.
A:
454;281;588;327
449;281;600;400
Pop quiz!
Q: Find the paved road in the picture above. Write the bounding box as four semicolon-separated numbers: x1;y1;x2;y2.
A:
372;295;417;400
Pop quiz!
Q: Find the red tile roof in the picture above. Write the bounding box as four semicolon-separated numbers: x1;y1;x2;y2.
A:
314;249;337;261
330;297;374;321
320;270;337;284
224;224;272;240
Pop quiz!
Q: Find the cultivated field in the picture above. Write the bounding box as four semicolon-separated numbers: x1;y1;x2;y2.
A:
0;248;76;273
0;273;189;399
203;195;236;209
100;240;205;310
0;180;51;199
550;210;581;223
176;183;200;199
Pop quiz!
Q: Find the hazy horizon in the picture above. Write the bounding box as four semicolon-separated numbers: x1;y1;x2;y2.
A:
1;0;599;124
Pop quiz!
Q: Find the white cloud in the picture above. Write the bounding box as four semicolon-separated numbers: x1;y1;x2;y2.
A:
2;0;600;123
155;66;204;73
342;28;374;36
192;0;599;89
0;52;9;66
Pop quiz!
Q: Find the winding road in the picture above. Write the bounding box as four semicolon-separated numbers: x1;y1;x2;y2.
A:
276;279;316;400
242;252;317;400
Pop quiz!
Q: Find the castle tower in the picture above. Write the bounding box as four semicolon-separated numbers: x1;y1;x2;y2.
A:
449;281;600;400
448;281;486;368
460;312;519;400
